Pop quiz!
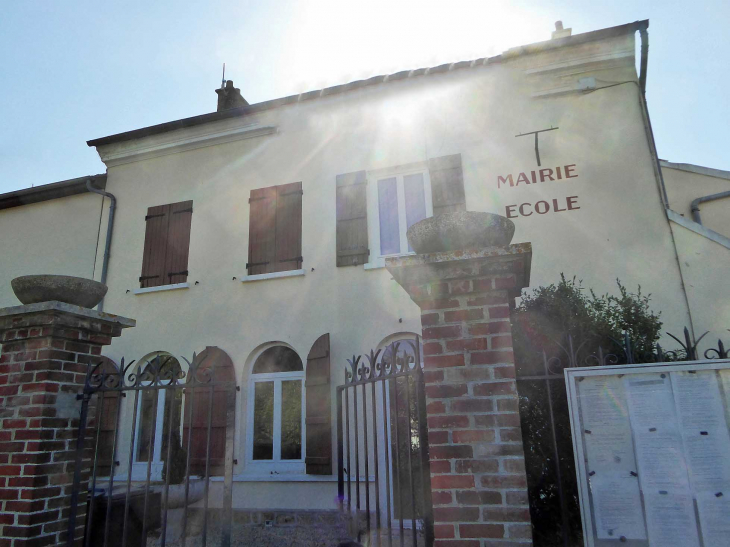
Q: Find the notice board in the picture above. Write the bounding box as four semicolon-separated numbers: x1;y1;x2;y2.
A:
565;359;730;547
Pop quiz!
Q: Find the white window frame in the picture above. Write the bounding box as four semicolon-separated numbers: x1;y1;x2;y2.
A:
365;163;433;269
245;370;306;475
130;355;185;481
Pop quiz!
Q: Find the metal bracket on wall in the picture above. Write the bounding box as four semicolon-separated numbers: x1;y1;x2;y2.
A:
515;126;559;167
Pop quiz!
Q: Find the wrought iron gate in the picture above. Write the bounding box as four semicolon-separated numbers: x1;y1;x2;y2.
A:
515;328;729;547
67;353;237;547
336;338;434;547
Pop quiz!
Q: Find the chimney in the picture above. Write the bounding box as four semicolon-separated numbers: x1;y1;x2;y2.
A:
552;20;572;39
216;80;249;111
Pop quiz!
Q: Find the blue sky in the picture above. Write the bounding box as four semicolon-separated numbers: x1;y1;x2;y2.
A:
1;0;728;193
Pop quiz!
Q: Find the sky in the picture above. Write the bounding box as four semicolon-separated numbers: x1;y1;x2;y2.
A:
1;0;728;194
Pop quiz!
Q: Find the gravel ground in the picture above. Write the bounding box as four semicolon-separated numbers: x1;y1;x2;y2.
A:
143;509;425;547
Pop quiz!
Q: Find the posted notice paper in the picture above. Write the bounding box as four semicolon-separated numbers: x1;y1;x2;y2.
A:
589;473;646;540
644;490;700;547
671;371;730;493
624;374;690;491
696;491;730;547
578;376;637;474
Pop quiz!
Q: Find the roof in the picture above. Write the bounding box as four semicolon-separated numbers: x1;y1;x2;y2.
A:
87;20;648;148
660;160;730;182
0;174;107;211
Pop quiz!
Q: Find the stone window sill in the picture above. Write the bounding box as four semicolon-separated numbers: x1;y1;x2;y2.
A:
364;252;416;270
241;269;305;282
133;283;189;295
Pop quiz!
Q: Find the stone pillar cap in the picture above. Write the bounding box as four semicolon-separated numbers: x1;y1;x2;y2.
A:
0;300;135;328
386;242;532;294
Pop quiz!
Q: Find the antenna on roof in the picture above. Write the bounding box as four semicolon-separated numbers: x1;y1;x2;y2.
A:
221;63;226;89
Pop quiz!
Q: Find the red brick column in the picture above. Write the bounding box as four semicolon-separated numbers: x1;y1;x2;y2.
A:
387;244;533;547
0;302;134;547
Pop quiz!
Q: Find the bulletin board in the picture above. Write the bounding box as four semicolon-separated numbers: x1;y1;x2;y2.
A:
565;359;730;547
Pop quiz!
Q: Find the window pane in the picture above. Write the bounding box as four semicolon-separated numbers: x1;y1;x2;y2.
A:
253;382;275;460
253;346;303;374
281;380;302;460
161;389;183;461
404;173;427;252
378;177;400;255
136;390;156;462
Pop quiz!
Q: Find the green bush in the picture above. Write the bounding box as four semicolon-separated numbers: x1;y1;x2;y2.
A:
512;274;663;546
513;274;662;371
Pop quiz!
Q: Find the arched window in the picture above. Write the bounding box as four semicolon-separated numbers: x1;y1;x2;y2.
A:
133;354;183;480
247;346;305;473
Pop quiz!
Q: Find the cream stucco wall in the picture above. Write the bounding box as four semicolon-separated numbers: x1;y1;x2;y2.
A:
0;193;103;307
662;163;730;237
668;221;730;349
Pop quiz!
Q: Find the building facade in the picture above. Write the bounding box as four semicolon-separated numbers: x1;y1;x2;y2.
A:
1;19;728;515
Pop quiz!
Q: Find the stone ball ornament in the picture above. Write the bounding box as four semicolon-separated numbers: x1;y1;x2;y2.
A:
11;275;108;309
406;211;515;254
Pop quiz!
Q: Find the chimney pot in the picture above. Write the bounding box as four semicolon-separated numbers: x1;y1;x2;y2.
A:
551;20;572;40
215;79;249;112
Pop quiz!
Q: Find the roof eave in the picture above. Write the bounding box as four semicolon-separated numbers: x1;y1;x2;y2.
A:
0;174;107;211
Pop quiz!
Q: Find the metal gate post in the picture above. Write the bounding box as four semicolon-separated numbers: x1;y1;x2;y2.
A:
221;385;237;547
67;391;92;547
337;387;345;510
414;364;434;546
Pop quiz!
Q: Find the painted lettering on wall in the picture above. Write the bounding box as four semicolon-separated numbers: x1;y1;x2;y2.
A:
498;164;581;218
497;164;578;188
505;196;580;218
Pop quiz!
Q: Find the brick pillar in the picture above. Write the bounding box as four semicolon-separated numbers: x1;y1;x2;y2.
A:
387;244;533;547
0;301;134;547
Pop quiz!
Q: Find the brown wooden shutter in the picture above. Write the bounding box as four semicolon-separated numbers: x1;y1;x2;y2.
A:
140;200;193;288
140;204;170;288
429;154;466;216
248;186;277;275
336;171;369;267
182;347;236;477
274;182;303;272
164;200;193;285
305;333;332;475
95;357;121;477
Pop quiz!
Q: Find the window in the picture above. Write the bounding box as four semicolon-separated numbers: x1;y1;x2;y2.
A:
247;346;305;473
369;169;433;262
247;182;303;275
139;200;193;288
132;354;183;480
376;171;432;256
335;154;465;269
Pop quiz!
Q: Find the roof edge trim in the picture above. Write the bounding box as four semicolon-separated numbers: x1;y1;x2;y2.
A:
87;20;648;149
0;174;107;211
660;160;730;182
